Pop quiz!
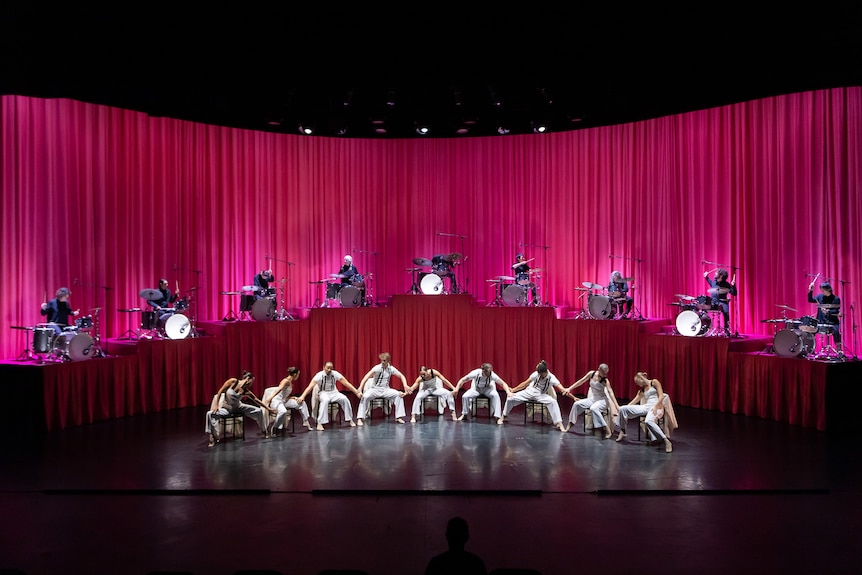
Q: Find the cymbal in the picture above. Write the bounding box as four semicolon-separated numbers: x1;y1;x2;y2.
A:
139;288;162;300
776;304;797;312
667;302;684;307
675;294;696;301
619;277;634;282
761;318;785;323
413;257;433;267
118;308;141;312
220;291;241;295
187;287;199;291
708;287;730;296
530;268;543;274
308;280;328;284
486;279;503;283
330;273;348;279
582;281;603;289
88;307;101;312
818;304;840;309
497;275;515;281
405;267;422;272
574;287;590;291
446;253;462;261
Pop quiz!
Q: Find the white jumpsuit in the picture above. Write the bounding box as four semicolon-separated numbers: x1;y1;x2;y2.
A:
568;372;611;429
459;368;503;418
312;369;354;424
502;370;563;425
410;372;455;416
271;382;311;430
618;385;667;440
357;363;406;419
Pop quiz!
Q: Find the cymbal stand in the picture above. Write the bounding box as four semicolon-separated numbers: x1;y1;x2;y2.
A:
364;272;375;307
90;308;108;357
574;289;591;319
221;293;239;321
407;268;421;295
487;281;505;306
117;308;141;340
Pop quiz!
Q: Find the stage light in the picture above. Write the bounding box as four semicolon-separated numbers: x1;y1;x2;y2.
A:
531;121;547;134
298;123;315;135
415;122;430;135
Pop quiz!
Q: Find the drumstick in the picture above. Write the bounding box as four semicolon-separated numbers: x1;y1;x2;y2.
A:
808;272;820;289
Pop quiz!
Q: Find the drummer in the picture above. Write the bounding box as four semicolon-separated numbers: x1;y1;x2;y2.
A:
432;254;459;294
808;280;842;347
512;253;538;305
253;268;274;300
40;287;80;334
326;255;360;303
704;268;737;336
148;278;180;330
607;271;633;319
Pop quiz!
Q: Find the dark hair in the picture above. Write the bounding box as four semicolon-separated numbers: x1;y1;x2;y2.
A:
286;366;299;376
821;282;832;291
515;253;524;260
536;360;548;373
56;287;71;298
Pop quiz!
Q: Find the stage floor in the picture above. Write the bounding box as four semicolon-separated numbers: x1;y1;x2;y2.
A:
2;404;859;575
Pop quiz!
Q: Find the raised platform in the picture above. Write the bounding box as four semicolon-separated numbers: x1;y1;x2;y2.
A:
2;295;858;433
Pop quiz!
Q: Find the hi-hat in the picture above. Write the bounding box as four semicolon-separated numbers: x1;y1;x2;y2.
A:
574;287;590;291
405;267;422;272
708;287;730;296
308;280;328;284
11;325;32;330
88;307;102;312
530;268;543;274
187;287;199;291
619;277;634;282
139;288;162;300
221;291;241;295
675;294;696;301
582;281;603;289
413;257;433;267
497;275;515;281
330;273;348;278
776;304;797;312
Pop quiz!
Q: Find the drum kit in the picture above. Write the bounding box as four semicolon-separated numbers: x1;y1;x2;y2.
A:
669;293;728;337
14;308;104;363
311;272;370;308
409;254;462;295
133;286;195;339
763;303;844;359
574;279;634;319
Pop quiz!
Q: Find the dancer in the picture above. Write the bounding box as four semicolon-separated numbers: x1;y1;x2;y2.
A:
264;366;312;435
206;370;273;447
564;363;620;438
615;371;673;453
356;352;409;425
296;361;362;430
454;363;509;424
500;360;567;431
407;366;458;423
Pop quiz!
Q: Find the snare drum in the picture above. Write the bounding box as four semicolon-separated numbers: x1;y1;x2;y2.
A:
52;331;94;361
515;272;531;286
503;284;528;306
74;315;94;331
588;295;618;319
141;311;158;330
351;274;366;289
695;295;714;311
33;325;55;353
338;285;364;308
676;309;711;336
420;273;444;295
251;298;276;321
165;313;191;339
798;315;818;334
773;328;815;358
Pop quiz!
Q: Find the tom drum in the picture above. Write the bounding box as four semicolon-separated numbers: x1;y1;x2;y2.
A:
798;316;818;334
141;311;158;330
74;315;94;331
676;309;711;337
33;325;55;353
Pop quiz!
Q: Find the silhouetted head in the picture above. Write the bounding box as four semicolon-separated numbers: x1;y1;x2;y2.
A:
446;516;469;549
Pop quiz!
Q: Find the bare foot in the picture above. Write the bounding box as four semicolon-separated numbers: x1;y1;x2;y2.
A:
410;417;417;423
457;414;465;421
556;422;566;432
316;424;324;431
451;413;458;421
615;432;626;443
665;439;673;453
303;421;312;430
207;433;216;447
604;429;613;439
348;420;356;427
497;417;504;425
396;418;405;424
356;418;364;427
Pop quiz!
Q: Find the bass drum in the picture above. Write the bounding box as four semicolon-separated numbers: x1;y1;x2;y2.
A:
773;329;815;358
251;298;276;321
676;309;710;337
52;331;94;361
338;285;364;308
165;313;191;339
588;295;618;319
420;273;444;295
503;284;528;306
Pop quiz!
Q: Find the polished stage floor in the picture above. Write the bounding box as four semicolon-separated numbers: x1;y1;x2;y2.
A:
2;403;859;575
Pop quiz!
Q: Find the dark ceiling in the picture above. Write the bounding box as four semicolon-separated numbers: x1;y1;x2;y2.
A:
2;5;861;138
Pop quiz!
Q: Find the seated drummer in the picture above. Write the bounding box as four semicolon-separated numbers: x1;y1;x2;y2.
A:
40;286;80;334
704;268;737;336
607;271;633;318
253;268;274;300
338;255;359;286
512;253;538;304
808;280;842;346
149;278;179;328
432;254;458;293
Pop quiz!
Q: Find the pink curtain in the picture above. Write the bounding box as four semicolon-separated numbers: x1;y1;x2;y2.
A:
2;88;861;361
